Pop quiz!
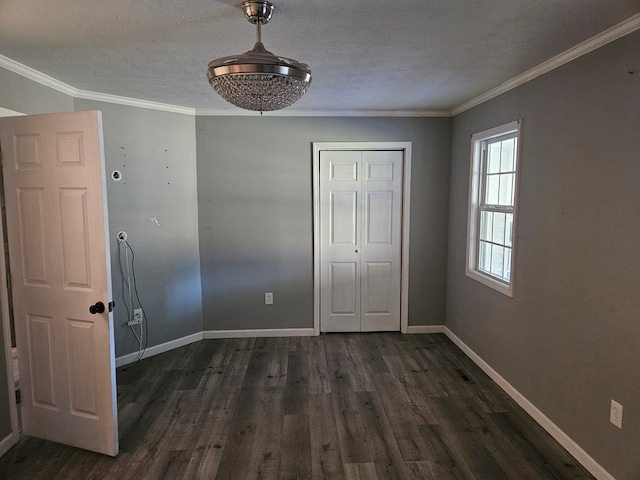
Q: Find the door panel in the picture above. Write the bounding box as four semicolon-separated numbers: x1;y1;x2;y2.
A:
320;149;402;332
330;262;359;315
320;151;361;332
60;188;92;289
0;111;118;456
28;315;56;408
67;318;98;417
364;191;393;244
362;262;391;313
18;188;49;284
330;191;358;245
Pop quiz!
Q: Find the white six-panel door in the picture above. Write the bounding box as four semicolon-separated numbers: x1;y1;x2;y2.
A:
320;150;403;332
0;111;118;456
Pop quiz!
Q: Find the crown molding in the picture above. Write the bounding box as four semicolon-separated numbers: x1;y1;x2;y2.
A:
0;54;196;116
451;12;640;116
0;54;77;96
0;107;25;117
74;90;195;115
195;108;452;117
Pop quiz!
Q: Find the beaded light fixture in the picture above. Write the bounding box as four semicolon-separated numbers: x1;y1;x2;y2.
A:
207;1;312;113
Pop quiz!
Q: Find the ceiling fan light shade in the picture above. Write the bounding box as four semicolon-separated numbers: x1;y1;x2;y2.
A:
206;1;311;112
209;71;311;112
207;43;311;112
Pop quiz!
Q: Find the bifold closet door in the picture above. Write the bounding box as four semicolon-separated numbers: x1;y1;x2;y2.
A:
319;150;402;332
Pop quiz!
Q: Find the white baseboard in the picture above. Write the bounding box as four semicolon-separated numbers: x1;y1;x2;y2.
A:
203;328;315;339
115;331;204;367
0;431;19;458
444;327;615;480
406;325;445;334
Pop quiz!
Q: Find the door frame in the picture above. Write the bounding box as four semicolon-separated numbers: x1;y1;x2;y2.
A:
0;107;23;458
312;142;412;335
0;199;19;458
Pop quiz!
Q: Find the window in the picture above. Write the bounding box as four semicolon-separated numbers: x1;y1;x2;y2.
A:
466;121;521;297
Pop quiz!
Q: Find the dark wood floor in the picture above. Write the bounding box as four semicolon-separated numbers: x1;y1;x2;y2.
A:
0;333;595;479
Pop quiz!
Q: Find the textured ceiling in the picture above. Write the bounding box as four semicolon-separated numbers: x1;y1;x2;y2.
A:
1;0;639;114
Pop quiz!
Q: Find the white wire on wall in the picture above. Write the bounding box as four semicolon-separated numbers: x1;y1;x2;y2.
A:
117;238;148;364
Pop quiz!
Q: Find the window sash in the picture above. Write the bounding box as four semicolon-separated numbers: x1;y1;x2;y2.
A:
480;133;518;209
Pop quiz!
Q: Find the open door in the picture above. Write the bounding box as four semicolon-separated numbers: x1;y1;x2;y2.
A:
0;111;118;456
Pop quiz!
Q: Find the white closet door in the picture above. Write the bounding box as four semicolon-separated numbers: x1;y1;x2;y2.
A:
320;150;402;332
320;151;362;332
360;151;402;331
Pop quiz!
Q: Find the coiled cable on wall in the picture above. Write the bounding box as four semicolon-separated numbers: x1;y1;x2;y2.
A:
117;238;148;363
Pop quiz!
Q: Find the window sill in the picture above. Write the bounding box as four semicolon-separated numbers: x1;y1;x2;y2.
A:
465;269;514;297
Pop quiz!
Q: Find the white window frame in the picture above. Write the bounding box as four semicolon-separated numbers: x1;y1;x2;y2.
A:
466;120;522;297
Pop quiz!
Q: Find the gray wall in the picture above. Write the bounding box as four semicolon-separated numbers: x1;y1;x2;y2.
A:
75;100;203;357
197;116;451;331
446;31;640;479
0;68;73;114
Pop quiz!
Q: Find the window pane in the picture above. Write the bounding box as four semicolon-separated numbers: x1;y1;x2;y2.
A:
504;247;512;281
498;173;514;206
488;142;501;173
500;138;515;172
493;212;506;245
485;174;500;205
480;210;493;241
479;241;491;273
505;213;514;247
491;245;504;278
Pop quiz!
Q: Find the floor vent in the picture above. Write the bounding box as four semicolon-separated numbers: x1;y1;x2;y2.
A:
455;368;473;383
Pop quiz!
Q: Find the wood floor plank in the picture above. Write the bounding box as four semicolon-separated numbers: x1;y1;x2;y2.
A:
344;462;379;480
118;370;184;453
200;338;254;391
324;334;373;393
332;386;371;465
308;336;333;394
372;373;435;461
429;395;511;480
243;338;288;389
212;387;261;480
309;393;345;480
246;388;283;480
0;333;596;480
280;414;312;480
490;410;596;479
355;390;412;479
405;460;462;480
284;350;310;415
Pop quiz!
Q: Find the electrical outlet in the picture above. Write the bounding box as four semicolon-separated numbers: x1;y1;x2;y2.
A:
128;308;143;326
116;231;127;242
610;399;623;429
264;292;273;305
